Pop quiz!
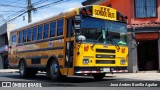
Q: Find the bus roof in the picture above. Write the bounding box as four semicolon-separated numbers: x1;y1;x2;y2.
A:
10;5;125;34
10;7;79;33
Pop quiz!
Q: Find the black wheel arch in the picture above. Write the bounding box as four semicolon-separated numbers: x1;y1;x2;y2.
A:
18;58;26;68
46;55;59;69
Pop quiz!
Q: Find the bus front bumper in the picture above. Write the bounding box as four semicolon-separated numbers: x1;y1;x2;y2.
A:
74;67;128;74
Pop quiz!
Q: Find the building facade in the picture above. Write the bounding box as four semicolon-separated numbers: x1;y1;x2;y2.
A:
82;0;160;72
0;23;16;69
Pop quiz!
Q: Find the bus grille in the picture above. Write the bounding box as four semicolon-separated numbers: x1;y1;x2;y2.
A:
96;49;115;53
95;49;116;64
96;54;115;58
96;60;115;64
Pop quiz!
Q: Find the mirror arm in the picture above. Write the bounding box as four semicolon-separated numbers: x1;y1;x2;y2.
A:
77;41;82;55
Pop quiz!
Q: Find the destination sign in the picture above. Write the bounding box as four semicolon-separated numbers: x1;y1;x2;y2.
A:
92;6;117;21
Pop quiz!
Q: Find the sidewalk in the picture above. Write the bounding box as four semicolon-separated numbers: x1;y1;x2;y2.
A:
0;69;19;73
106;73;160;81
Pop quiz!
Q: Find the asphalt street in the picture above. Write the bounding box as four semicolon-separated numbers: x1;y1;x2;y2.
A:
0;72;132;87
0;72;159;86
0;72;159;90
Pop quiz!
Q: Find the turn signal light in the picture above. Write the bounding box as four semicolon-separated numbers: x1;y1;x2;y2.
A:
84;45;89;51
87;10;92;15
121;48;125;53
118;16;123;21
80;7;92;16
81;8;86;15
118;16;128;22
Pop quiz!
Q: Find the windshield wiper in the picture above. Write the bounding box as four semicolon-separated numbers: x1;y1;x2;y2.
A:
106;29;120;52
107;36;120;51
91;34;102;48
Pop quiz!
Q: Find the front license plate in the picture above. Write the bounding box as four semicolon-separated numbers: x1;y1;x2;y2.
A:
103;68;110;72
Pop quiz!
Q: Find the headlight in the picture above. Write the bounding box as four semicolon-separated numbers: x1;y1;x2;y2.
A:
120;60;126;64
83;58;89;64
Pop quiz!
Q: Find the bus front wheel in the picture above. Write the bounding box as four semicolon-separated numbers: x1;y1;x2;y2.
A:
92;73;105;80
49;59;61;81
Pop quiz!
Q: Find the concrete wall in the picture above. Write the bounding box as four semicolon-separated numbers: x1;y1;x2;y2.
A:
0;35;6;47
128;34;138;73
0;22;16;69
6;23;16;41
101;0;132;24
0;23;16;48
0;23;7;35
100;0;160;24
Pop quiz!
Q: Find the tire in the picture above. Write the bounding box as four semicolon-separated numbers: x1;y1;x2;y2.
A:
4;58;9;69
92;73;105;80
19;60;28;78
19;60;37;78
49;59;61;81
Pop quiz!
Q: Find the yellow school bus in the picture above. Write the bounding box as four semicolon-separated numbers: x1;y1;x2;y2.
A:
8;5;128;81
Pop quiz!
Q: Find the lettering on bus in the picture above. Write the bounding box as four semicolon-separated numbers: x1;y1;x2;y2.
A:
95;7;115;18
92;6;117;20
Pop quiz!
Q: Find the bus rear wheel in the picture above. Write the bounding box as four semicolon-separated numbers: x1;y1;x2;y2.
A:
49;59;61;81
19;60;28;78
92;73;105;80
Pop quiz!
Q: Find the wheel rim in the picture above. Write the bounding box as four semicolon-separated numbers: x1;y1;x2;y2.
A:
20;62;24;75
50;62;58;77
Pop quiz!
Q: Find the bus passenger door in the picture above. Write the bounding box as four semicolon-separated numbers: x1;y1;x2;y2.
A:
65;41;74;68
64;18;75;75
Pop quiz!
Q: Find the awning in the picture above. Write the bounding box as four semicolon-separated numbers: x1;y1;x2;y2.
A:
136;32;159;41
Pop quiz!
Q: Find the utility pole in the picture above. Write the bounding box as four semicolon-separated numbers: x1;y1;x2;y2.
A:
27;0;32;23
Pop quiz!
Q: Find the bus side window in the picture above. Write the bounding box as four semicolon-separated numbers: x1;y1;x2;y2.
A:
38;25;43;40
67;18;74;37
23;30;27;42
12;35;17;45
50;21;56;37
44;23;49;39
27;28;32;42
32;26;37;41
19;31;23;43
57;19;64;36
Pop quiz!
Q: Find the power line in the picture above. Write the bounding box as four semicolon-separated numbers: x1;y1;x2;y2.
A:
0;4;25;8
1;0;71;25
7;8;27;19
36;0;70;9
0;11;19;12
32;0;50;6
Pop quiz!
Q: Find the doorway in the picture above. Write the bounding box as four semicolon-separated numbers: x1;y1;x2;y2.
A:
137;40;159;71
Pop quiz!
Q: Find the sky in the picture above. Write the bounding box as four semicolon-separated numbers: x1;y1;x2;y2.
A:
0;0;86;29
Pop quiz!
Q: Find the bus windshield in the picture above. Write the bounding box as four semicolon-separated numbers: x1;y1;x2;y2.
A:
81;16;127;46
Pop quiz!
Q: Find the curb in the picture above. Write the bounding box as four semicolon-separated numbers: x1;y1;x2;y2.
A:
0;69;19;73
105;74;116;77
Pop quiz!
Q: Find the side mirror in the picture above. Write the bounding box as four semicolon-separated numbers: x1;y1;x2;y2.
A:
73;15;81;33
131;32;136;39
77;35;86;42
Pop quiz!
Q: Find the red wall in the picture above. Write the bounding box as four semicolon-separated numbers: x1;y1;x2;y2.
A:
100;0;160;24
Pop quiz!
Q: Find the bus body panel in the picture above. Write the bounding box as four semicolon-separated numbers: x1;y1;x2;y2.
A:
8;5;129;78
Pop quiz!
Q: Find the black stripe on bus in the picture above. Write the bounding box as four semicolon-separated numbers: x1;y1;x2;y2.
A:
26;56;49;59
16;36;64;46
27;65;63;68
17;46;64;53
